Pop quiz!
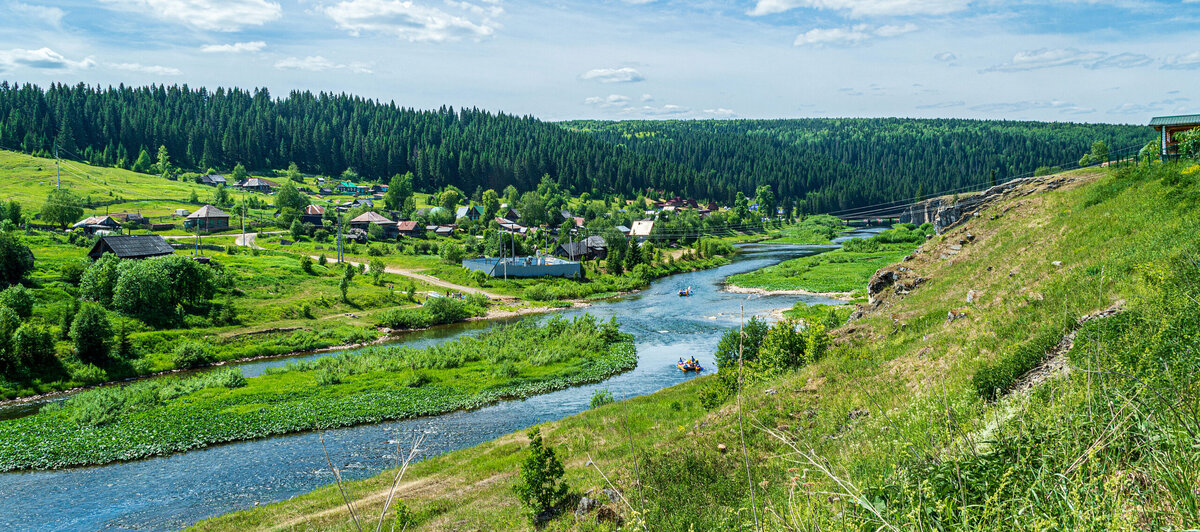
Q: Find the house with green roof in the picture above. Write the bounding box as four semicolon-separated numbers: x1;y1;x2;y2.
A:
1150;114;1200;161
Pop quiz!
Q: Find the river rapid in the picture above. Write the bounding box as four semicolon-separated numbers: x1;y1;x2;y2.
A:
0;230;878;530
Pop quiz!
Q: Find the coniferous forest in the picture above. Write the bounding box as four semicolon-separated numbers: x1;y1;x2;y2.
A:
0;82;1151;213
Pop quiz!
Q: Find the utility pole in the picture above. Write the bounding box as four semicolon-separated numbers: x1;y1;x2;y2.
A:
336;213;343;263
241;188;246;249
54;142;60;189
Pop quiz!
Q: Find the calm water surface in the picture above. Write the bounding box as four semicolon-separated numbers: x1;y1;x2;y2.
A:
0;230;879;530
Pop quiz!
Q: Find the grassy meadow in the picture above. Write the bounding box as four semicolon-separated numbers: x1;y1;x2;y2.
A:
0;316;635;471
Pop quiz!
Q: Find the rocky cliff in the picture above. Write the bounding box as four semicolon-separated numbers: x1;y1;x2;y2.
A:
900;174;1078;233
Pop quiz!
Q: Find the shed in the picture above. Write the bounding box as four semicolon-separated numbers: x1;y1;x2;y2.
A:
88;234;175;260
184;205;232;232
1150;114;1200;161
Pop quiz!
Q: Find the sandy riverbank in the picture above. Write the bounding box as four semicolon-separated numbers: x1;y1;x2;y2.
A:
721;283;854;301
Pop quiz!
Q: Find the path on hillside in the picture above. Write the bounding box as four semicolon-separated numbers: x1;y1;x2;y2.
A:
235;232;505;299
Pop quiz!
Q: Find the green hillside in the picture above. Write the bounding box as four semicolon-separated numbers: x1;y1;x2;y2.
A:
197;160;1200;530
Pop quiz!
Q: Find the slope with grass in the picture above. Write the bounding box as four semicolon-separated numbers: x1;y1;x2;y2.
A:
196;161;1200;530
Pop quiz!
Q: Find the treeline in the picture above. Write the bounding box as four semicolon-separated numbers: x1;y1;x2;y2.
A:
561;119;1152;213
0;82;705;199
0;82;1152;213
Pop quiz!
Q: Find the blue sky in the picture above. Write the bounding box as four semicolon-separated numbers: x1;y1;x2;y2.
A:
0;0;1196;123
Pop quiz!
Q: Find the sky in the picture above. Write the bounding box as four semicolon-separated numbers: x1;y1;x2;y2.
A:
0;0;1197;123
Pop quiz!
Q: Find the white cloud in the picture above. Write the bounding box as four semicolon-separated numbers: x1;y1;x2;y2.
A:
916;100;964;109
200;41;266;53
584;94;632;108
0;47;94;72
324;0;501;42
274;55;372;74
794;23;916;46
624;104;690;116
933;52;956;62
10;2;65;26
984;48;1151;72
580;67;645;83
1162;51;1200;70
1107;98;1190;115
108;62;182;75
641;93;654;102
750;0;967;17
970;100;1094;115
101;0;282;31
702;108;737;117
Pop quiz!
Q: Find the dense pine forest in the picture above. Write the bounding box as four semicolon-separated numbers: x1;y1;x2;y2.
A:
561;119;1152;212
0;82;1151;212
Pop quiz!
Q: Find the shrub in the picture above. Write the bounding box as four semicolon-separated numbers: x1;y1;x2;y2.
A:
439;242;465;264
70;304;113;365
11;323;55;367
522;284;552;301
842;237;881;253
318;254;327;266
757;319;808;373
589;387;614;408
376;308;433;330
0;231;35;286
315;368;343;386
204;369;246;389
172;342;213;369
299;255;315;275
0;284;33;319
513;428;570;522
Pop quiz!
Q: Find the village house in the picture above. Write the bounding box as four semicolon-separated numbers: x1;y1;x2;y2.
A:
301;204;325;225
630;220;655;239
335;181;360;195
349;211;396;238
455;205;486;221
87;234;175;260
1150;114;1200;161
72;215;122;235
184;205;232;232
396;220;423;237
237;178;279;193
553;235;607;261
198;174;227;187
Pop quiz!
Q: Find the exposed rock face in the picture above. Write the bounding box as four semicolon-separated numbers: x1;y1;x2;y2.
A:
901;174;1077;233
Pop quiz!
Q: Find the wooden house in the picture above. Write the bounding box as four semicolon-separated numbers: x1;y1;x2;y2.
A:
88;234;175;260
184;205;232;232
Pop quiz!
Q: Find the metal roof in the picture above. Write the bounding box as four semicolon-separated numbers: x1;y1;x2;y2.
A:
1149;114;1200;127
350;211;393;224
89;235;175;260
187;205;231;219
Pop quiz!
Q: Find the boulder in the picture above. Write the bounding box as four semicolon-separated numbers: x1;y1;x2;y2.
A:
575;497;600;516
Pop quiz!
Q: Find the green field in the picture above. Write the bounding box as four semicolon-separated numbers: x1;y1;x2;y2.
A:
198;162;1200;530
0;316;635;471
725;242;915;296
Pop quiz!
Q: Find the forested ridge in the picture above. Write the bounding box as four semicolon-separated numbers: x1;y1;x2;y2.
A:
0;82;705;199
0;82;1151;212
561;119;1152;212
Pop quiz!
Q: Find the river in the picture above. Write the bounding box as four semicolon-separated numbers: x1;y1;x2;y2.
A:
0;230;878;530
